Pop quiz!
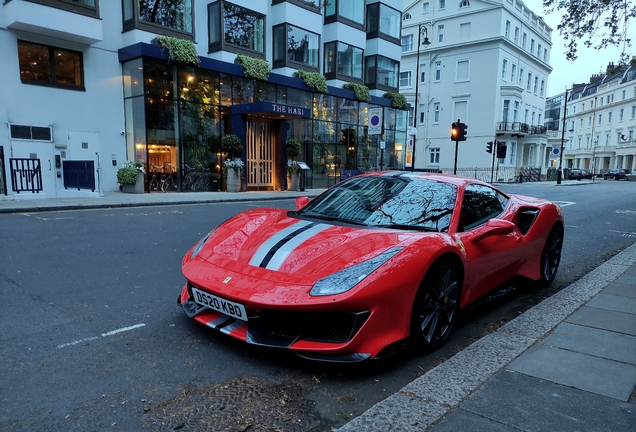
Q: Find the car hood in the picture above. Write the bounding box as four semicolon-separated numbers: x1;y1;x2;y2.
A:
192;208;420;284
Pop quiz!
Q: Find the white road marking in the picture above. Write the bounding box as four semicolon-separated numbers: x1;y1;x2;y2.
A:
554;201;576;207
58;323;145;349
616;210;636;215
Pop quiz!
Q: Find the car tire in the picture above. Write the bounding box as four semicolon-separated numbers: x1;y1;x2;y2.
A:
538;224;563;287
410;260;461;351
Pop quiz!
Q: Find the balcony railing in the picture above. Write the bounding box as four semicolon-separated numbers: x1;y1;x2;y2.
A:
496;122;547;135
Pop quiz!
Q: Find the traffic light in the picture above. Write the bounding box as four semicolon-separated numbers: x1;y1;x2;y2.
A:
496;142;507;158
458;122;468;141
451;122;459;141
486;141;493;154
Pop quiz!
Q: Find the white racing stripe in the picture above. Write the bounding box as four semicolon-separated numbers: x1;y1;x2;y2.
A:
248;220;313;267
57;323;145;349
264;223;331;270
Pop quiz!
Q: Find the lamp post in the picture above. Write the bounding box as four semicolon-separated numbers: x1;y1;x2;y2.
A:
411;24;430;170
557;88;568;184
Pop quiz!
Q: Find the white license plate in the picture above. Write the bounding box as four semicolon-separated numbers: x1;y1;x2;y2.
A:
191;287;247;321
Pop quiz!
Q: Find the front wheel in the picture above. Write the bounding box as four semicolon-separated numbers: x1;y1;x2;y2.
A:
410;261;461;351
538;224;563;286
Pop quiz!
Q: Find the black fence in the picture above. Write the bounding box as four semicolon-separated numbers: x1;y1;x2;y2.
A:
0;147;7;195
10;158;43;194
63;160;95;191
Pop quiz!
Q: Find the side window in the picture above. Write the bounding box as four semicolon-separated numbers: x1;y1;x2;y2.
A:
459;184;508;231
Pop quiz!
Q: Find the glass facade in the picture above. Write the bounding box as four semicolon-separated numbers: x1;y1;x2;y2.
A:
122;54;406;192
273;24;319;70
208;1;265;55
123;0;193;36
324;41;364;81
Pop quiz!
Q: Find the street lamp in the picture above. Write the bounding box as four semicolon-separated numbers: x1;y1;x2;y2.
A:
411;24;431;170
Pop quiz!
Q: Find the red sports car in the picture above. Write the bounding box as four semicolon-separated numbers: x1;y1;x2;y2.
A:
178;172;564;362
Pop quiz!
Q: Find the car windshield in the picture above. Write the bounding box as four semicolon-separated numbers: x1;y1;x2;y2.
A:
298;175;457;232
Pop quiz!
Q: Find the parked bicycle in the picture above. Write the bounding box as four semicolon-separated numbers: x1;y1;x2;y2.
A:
191;164;211;191
160;163;177;192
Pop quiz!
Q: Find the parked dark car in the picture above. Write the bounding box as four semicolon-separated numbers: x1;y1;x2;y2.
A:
567;168;592;180
603;169;631;180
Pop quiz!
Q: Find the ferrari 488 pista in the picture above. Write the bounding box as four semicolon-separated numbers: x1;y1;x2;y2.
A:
178;172;564;362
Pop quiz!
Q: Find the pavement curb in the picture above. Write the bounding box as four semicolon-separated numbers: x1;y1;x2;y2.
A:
335;242;636;431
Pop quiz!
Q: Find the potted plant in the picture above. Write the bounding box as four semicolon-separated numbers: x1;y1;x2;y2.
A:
221;134;243;158
286;161;302;191
224;158;244;192
117;160;145;193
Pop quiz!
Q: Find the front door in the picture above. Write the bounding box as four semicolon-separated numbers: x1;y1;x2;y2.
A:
246;119;275;190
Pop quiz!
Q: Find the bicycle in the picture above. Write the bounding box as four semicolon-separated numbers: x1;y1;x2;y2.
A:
160;163;176;192
192;164;211;191
181;164;194;190
148;163;162;191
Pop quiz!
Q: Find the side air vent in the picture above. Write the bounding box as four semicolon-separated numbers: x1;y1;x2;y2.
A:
517;208;539;235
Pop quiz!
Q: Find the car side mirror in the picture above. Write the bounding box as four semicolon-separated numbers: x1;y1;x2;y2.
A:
295;196;310;210
470;219;515;243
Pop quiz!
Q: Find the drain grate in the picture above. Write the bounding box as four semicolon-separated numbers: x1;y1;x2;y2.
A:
143;376;325;432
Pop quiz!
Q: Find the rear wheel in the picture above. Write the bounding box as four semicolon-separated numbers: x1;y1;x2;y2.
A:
539;224;563;286
411;261;461;351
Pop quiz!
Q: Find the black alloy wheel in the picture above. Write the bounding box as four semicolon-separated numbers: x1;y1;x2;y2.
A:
411;261;461;351
539;224;563;286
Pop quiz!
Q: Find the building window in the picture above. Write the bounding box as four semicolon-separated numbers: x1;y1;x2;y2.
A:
273;23;319;70
543;48;547;62
401;35;413;52
522;33;527;49
513;101;520;122
510;63;516;83
325;0;364;27
456;59;470;82
622;90;626;100
502;100;509;122
537;43;541;58
209;2;264;55
505;21;510;38
518;67;524;86
419;64;426;83
399;70;412;88
632;106;636;118
123;0;193;37
326;41;364;81
434;103;440;123
403;12;412;20
365;55;398;90
598;114;602;125
26;0;99;17
620;108;624;121
608;112;612;124
540;80;545;97
514;27;519;44
530;39;535;54
435;62;441;81
366;3;401;41
534;77;539;94
429;147;440;164
438;25;444;43
439;0;445;10
526;73;531;91
580;118;583;128
501;59;507;80
588;116;592;127
17;40;84;90
459;0;470;7
419;103;426;123
423;2;430;13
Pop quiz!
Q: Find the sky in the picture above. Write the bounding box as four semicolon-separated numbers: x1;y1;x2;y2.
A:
522;0;632;97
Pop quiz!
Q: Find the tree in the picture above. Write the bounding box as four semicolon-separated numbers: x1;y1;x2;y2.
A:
543;0;635;61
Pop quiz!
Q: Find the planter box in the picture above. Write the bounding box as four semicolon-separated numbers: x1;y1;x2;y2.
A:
226;170;241;192
122;172;144;194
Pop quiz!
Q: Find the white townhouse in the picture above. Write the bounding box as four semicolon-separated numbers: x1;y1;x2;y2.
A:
0;0;405;199
562;61;636;174
401;0;553;181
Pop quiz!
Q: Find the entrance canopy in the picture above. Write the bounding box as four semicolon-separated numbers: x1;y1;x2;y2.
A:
232;102;311;120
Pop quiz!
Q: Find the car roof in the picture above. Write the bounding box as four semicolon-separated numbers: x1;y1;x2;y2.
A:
358;171;495;189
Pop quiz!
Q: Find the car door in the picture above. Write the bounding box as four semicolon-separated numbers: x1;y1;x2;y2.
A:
455;184;522;305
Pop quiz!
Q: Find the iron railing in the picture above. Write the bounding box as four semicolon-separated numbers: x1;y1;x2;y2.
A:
10;158;43;193
496;122;547;135
63;160;95;191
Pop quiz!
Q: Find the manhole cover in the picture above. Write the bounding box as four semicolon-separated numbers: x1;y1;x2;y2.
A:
144;376;325;432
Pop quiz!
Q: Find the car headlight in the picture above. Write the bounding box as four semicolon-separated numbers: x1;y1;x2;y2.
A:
310;247;403;296
190;230;215;260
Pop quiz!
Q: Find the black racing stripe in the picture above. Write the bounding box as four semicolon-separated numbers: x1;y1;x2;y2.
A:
259;222;318;268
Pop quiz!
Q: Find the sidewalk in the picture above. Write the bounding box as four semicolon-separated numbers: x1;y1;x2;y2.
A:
2;183;634;431
337;244;636;431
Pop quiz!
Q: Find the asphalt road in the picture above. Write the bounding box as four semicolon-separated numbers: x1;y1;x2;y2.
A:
1;180;635;431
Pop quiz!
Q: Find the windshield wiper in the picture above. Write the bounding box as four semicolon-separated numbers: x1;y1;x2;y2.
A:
301;213;369;226
376;224;437;232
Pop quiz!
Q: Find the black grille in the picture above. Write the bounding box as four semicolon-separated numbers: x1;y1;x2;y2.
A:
248;311;370;345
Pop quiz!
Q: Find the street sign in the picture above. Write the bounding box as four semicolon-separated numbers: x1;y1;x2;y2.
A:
368;108;382;135
552;147;560;155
